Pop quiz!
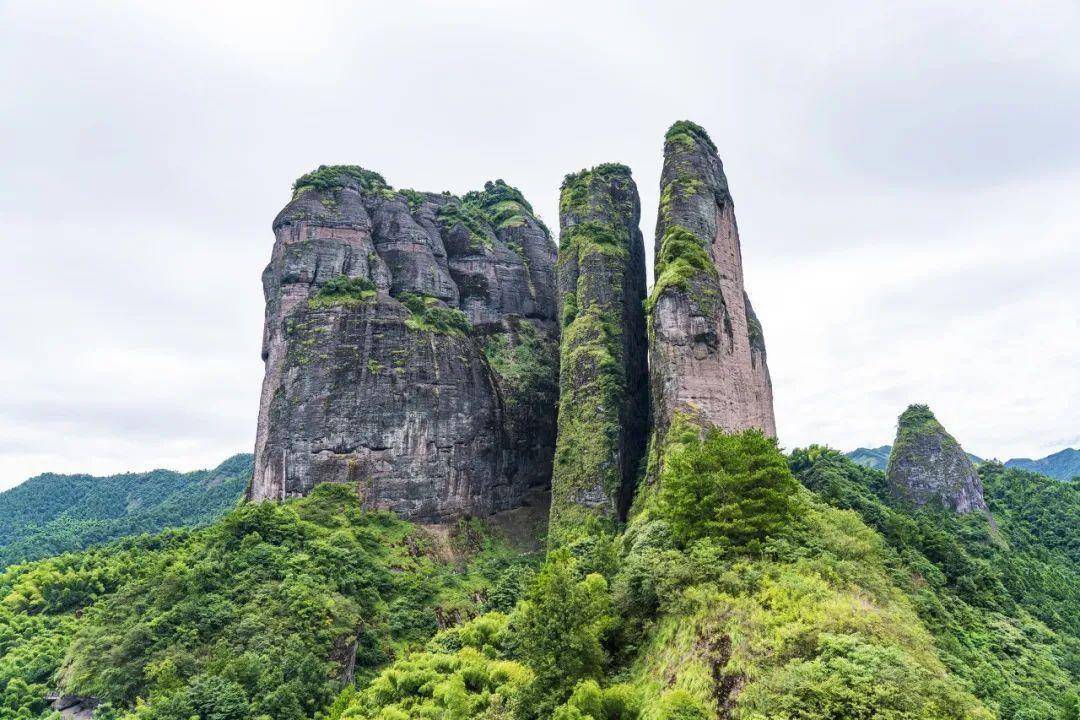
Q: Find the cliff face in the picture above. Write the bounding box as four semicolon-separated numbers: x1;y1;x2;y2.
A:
647;121;776;442
550;164;649;534
885;405;989;514
250;166;559;522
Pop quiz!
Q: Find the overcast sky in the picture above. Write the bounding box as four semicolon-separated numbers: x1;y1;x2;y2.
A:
1;1;1077;488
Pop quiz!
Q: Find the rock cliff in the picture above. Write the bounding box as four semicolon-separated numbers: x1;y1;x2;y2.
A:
550;164;649;535
647;121;776;442
250;166;559;522
885;404;989;514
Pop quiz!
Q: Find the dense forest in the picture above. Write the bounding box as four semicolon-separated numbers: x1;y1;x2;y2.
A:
1;431;1075;719
0;455;251;567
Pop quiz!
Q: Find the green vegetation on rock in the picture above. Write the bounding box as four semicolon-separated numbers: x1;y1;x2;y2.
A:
483;322;559;412
645;226;717;316
464;179;539;231
559;164;632;218
308;276;377;309
550;165;643;544
398;292;472;335
664;121;717;153
292;165;390;198
437;201;495;249
436;179;550;253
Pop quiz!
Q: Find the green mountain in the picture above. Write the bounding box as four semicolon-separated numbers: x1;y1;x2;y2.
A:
0;455;252;567
1;438;1075;720
1005;448;1080;481
845;445;893;471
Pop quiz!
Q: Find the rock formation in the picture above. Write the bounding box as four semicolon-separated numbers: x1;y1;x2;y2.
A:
647;121;776;442
885;404;989;514
250;166;559;522
550;164;649;534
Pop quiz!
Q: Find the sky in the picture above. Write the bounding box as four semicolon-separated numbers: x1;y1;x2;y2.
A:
1;0;1077;489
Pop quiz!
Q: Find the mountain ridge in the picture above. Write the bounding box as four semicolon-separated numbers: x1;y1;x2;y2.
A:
0;454;252;566
847;444;1076;479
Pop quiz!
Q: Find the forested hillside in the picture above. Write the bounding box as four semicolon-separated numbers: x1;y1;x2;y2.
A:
0;455;251;566
795;451;1078;718
2;429;1075;719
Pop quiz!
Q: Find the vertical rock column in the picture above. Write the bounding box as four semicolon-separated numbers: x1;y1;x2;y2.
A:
550;164;649;538
647;121;776;445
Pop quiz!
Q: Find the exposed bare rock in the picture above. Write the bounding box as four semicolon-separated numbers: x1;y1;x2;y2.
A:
550;164;649;536
886;404;990;514
250;167;558;522
647;121;776;443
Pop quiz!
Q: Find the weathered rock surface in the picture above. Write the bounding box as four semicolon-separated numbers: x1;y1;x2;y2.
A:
550;164;649;533
647;121;776;442
250;167;559;522
885;404;989;514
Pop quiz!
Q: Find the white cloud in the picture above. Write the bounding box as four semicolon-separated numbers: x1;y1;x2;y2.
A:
1;0;1077;488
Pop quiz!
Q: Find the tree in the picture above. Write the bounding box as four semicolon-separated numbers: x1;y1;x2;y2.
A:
514;550;614;718
657;424;798;550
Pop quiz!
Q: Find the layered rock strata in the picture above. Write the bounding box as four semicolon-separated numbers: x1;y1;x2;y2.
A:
647;121;776;442
886;404;989;514
250;166;559;522
550;164;649;534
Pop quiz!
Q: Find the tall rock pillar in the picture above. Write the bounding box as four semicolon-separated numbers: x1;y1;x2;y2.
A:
550;164;649;537
647;121;776;444
251;166;559;522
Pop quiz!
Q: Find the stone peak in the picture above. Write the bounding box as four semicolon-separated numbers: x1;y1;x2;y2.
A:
561;163;633;189
292;164;390;196
664;120;717;153
887;404;989;515
897;403;940;428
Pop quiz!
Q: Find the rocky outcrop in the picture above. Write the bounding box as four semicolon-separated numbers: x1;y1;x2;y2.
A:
250;166;559;522
647;121;776;442
885;405;989;514
550;164;649;535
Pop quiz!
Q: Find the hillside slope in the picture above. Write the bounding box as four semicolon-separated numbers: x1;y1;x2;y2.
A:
0;433;1076;719
0;455;251;566
796;450;1078;718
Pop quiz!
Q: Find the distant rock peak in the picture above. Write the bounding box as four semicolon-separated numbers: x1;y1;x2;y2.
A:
885;404;989;514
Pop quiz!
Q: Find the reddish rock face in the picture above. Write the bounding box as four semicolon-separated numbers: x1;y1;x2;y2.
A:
648;122;776;441
250;168;559;522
